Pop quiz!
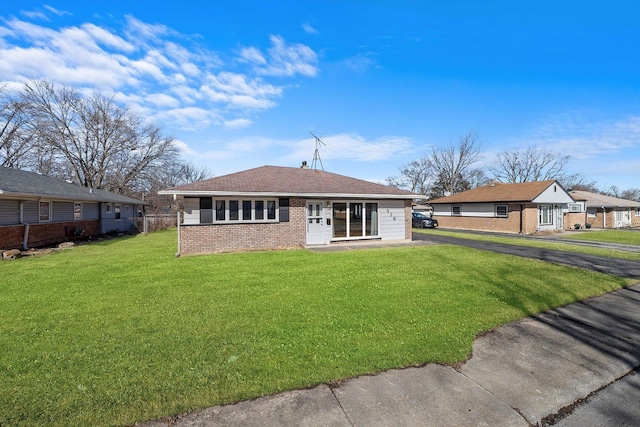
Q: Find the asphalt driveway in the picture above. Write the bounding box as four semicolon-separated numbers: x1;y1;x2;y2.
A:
412;232;640;280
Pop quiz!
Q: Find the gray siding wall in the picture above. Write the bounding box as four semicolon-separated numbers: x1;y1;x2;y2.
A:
0;200;20;225
84;203;99;220
23;201;38;223
52;201;74;222
101;203;138;233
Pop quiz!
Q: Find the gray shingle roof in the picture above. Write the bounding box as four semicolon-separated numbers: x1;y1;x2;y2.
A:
160;165;421;199
429;180;560;204
0;167;146;204
570;190;640;208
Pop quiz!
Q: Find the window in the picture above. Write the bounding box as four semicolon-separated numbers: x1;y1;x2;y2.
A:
115;204;121;220
365;203;378;236
332;202;379;239
349;203;363;236
242;201;252;220
216;200;226;221
39;201;50;222
106;203;112;214
539;205;553;225
332;203;347;238
200;198;213;223
569;203;581;212
495;204;508;218
74;202;82;220
635;208;640;217
452;205;462;216
279;198;290;222
229;200;239;220
267;201;276;220
255;201;264;220
204;199;279;223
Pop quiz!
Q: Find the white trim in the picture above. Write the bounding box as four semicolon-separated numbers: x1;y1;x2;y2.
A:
39;200;51;222
159;190;414;200
74;202;82;220
495;204;508;217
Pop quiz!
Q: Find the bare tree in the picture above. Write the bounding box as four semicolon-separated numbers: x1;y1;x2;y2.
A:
559;174;600;192
621;188;640;202
386;157;431;196
0;86;34;168
426;132;482;197
490;146;571;183
20;80;178;195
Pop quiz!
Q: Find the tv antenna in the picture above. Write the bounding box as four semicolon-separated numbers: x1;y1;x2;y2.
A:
309;132;326;171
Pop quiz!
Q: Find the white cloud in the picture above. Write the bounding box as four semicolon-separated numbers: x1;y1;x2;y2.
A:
343;53;379;74
240;35;319;77
224;118;253;129
524;113;640;159
285;133;414;162
0;13;318;133
154;107;222;131
146;93;180;108
43;5;72;17
239;46;266;65
302;23;318;35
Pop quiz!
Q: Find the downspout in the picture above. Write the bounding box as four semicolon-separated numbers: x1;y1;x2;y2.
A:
20;201;29;250
602;206;606;228
174;194;181;257
519;204;524;234
22;223;30;250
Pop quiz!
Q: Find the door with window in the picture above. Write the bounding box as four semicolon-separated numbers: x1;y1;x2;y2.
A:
306;201;325;245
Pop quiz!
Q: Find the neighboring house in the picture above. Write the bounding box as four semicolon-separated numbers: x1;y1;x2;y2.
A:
412;203;433;216
158;165;422;255
429;180;574;234
568;190;640;229
0;167;146;250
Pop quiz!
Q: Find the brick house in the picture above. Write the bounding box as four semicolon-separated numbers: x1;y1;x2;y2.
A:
429;180;575;234
0;167;146;250
158;165;422;255
567;190;640;229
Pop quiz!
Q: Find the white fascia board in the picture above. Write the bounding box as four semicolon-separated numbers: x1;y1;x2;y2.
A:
157;190;417;200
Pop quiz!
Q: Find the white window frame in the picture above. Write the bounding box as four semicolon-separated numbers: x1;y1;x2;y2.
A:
452;205;462;216
539;204;553;225
495;204;508;218
211;198;279;223
74;202;82;220
330;201;380;240
39;201;51;222
635;208;640;217
569;203;581;213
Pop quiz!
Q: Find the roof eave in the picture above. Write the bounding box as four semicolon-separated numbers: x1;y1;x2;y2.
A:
158;190;419;199
0;190;147;204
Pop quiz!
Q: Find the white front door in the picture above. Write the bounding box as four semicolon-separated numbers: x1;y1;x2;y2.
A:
306;201;325;245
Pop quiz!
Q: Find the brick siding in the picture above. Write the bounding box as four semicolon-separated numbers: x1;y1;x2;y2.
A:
433;204;541;234
0;220;100;250
404;200;412;239
564;212;588;230
179;198;307;255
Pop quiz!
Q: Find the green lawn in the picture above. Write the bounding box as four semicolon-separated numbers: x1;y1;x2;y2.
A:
0;229;632;426
561;229;640;246
417;228;640;262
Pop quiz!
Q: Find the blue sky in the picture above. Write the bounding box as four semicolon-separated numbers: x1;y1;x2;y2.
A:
1;1;639;190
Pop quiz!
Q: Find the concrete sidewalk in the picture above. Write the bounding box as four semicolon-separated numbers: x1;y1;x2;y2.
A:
143;284;640;427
